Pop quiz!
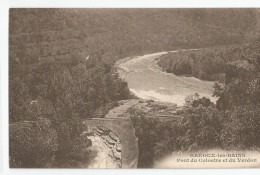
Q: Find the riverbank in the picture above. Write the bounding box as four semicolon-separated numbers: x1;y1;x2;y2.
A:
117;50;218;106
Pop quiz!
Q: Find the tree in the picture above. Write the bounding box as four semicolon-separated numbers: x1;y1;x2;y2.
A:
10;118;58;168
220;105;260;150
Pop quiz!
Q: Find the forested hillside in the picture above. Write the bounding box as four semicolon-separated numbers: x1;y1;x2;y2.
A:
157;41;259;81
9;8;257;66
9;8;260;168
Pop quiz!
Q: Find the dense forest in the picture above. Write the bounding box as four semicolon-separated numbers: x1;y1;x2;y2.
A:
157;42;259;81
9;8;257;66
9;55;132;167
9;8;260;168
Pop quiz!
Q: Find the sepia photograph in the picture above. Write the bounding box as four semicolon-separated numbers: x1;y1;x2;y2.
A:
8;8;260;169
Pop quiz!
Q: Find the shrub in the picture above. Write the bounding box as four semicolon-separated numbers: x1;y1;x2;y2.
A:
9;118;58;168
220;105;260;150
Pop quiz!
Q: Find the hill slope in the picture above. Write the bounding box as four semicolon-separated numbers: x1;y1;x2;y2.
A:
9;8;257;66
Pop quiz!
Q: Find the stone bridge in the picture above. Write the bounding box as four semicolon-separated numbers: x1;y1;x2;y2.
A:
82;117;139;168
9;117;139;168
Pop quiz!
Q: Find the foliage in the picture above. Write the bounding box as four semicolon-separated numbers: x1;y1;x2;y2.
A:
131;39;260;167
130;105;224;167
213;41;260;150
9;9;257;66
192;97;214;108
55;133;93;168
130;108;175;167
214;70;260;111
178;106;223;150
158;40;260;81
9;58;131;167
220;105;260;150
130;39;260;166
9;118;58;168
9;8;260;168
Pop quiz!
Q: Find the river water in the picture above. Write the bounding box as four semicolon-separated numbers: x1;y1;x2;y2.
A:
117;50;218;106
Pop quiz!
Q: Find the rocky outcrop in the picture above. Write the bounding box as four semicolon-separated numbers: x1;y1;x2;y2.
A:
90;126;122;167
82;118;139;168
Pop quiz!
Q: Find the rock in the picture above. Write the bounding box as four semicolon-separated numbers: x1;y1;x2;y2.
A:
109;132;119;142
116;145;121;152
108;151;114;157
113;149;121;160
105;141;114;148
96;127;109;136
97;126;108;131
106;137;116;145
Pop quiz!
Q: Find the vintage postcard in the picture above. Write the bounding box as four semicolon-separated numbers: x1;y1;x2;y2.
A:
8;8;260;168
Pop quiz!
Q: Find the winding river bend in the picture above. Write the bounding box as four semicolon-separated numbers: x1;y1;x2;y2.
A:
117;50;218;106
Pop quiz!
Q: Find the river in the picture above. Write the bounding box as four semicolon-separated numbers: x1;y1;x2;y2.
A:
117;50;218;106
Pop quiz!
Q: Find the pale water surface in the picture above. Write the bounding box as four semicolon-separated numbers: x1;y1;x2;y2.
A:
117;51;218;106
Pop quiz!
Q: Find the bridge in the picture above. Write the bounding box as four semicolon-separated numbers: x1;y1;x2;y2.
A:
9;117;139;168
82;117;139;168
